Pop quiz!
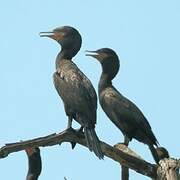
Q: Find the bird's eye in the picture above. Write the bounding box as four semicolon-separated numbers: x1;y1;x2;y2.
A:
63;33;68;38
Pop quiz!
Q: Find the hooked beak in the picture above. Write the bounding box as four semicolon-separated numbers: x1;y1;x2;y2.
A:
85;50;100;59
39;31;54;37
39;31;64;41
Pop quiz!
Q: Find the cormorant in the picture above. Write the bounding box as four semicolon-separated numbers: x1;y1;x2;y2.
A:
156;147;169;160
25;147;42;180
86;48;159;163
40;26;103;159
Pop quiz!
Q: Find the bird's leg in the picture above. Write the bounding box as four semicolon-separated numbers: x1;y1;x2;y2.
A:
67;116;73;129
122;135;130;179
66;116;76;149
124;135;130;146
59;116;73;146
71;126;84;150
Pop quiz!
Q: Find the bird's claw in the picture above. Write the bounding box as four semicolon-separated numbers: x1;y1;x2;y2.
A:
70;127;83;149
70;142;76;149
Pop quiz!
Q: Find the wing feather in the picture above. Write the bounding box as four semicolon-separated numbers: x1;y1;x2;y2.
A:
102;87;157;143
53;61;97;125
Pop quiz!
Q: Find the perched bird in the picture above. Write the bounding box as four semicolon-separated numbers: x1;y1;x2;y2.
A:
156;147;169;160
40;26;103;159
25;147;42;180
86;48;159;163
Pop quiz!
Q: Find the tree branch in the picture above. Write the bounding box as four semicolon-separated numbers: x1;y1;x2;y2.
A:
0;128;157;179
114;143;144;180
121;165;129;180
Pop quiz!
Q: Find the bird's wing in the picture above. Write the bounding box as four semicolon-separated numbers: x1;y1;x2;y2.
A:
120;94;158;145
103;87;154;136
78;69;97;110
53;62;97;125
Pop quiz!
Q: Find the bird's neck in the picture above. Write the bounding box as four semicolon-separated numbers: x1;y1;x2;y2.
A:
98;73;112;93
98;61;119;93
55;49;72;70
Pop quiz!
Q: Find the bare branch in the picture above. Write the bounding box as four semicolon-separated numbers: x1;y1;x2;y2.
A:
121;165;129;180
0;128;157;178
25;147;42;180
157;158;180;180
115;143;144;180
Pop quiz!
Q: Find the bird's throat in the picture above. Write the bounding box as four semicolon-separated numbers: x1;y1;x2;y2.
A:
55;50;72;70
98;73;112;93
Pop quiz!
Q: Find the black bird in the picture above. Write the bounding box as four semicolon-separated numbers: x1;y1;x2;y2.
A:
25;147;42;180
86;48;159;163
156;147;169;160
40;26;103;159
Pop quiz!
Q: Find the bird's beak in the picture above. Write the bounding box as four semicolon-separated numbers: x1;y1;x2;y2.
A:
39;31;64;41
85;50;100;59
39;31;54;37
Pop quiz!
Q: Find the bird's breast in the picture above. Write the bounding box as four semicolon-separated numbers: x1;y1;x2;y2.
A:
56;67;64;78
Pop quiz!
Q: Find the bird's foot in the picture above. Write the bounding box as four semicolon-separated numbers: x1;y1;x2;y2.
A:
122;142;129;146
114;142;129;148
66;126;74;131
70;142;76;149
70;127;84;149
65;127;77;149
75;126;83;134
58;127;75;146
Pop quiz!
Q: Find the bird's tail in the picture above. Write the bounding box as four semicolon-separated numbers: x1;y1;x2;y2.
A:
84;127;104;159
148;144;159;164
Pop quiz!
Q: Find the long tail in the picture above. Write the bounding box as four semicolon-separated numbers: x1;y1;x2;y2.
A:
84;127;104;159
148;144;159;164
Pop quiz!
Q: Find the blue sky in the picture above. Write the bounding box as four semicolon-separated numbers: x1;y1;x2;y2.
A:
0;0;179;179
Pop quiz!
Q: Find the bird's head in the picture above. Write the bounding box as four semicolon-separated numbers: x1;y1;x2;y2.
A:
86;48;120;79
40;26;82;58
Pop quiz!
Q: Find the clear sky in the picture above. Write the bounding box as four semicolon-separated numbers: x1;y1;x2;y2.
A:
0;0;179;179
